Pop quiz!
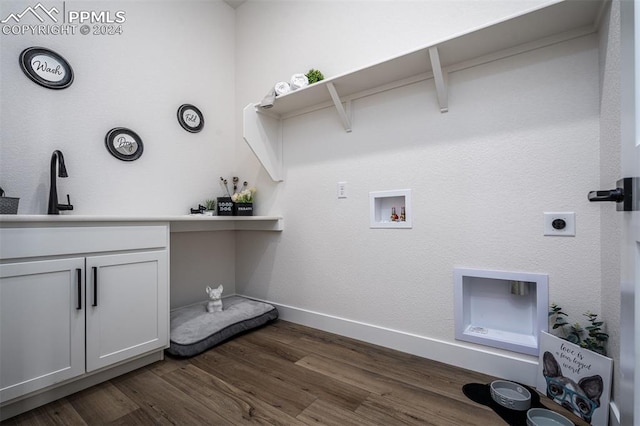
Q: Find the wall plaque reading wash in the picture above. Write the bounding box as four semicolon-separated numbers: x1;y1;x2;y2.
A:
20;47;74;90
105;128;144;161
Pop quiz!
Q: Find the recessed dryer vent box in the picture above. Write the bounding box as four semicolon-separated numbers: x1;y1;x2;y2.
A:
369;189;412;228
454;268;548;356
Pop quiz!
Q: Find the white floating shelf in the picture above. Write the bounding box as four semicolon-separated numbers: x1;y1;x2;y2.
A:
0;215;284;233
244;0;605;181
168;216;283;233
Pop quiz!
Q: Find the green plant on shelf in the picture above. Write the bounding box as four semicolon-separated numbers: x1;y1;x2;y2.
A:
549;303;609;356
306;69;324;84
204;199;216;211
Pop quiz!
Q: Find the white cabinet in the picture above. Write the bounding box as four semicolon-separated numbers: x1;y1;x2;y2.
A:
0;258;85;402
0;224;169;405
86;251;168;371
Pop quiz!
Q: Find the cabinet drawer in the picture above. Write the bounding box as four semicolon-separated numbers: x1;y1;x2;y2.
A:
0;226;168;260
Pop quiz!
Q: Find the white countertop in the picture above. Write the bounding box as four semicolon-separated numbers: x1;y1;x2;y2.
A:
0;215;284;232
0;214;281;222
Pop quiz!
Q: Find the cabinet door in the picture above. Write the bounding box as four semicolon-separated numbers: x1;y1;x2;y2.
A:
0;258;85;403
85;250;168;372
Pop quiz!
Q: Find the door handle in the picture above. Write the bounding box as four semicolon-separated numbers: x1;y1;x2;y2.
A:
587;188;624;202
76;268;82;310
588;177;638;211
92;266;98;307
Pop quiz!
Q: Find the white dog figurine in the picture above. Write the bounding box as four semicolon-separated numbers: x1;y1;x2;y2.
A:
205;284;223;313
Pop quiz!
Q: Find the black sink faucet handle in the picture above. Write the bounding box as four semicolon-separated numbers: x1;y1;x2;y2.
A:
58;194;74;211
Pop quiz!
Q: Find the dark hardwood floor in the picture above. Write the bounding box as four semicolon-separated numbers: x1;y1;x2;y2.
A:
2;320;588;425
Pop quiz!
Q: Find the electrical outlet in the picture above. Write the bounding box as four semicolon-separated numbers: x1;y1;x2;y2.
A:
544;212;575;236
337;182;347;198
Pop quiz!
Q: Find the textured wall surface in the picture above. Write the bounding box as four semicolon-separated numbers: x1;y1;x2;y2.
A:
0;0;235;216
0;0;620;384
233;0;557;201
170;230;236;309
234;0;605;366
0;0;239;298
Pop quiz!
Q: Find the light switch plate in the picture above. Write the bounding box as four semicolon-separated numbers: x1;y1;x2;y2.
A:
337;182;347;198
543;212;575;236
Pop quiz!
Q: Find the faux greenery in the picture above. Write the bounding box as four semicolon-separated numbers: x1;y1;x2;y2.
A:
204;199;216;210
232;187;256;203
221;177;257;203
306;69;325;84
549;303;609;356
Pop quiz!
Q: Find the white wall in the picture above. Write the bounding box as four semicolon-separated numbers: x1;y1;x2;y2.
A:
0;0;235;216
234;0;605;380
233;0;556;207
0;0;239;299
170;230;235;309
0;0;618;393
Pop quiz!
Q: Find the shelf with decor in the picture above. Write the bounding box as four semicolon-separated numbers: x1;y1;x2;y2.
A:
0;215;283;233
243;0;605;182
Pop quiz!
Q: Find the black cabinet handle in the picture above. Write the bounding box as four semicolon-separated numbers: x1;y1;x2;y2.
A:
76;268;82;310
92;266;98;307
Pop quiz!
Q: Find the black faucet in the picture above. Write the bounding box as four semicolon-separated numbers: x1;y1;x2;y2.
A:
48;150;73;214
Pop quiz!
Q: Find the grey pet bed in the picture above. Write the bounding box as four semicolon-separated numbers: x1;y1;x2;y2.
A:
167;295;278;357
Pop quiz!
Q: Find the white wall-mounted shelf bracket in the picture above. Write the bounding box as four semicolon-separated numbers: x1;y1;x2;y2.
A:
428;47;449;113
243;103;284;182
326;82;352;132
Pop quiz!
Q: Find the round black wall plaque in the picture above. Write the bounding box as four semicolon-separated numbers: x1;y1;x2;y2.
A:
105;128;144;161
20;47;74;90
177;104;204;133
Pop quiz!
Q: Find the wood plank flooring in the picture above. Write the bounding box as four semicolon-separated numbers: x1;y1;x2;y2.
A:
2;320;589;425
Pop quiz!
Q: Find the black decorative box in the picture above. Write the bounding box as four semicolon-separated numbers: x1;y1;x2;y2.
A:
0;197;19;214
234;202;253;216
217;197;233;216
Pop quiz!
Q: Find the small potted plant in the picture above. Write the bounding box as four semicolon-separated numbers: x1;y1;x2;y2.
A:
548;303;609;356
306;68;325;84
203;199;216;215
232;181;256;216
537;304;613;425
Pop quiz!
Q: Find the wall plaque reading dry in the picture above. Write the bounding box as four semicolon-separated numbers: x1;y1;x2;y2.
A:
20;47;74;90
177;104;204;133
105;128;144;161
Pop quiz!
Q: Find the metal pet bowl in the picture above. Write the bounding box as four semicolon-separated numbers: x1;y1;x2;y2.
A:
490;380;532;411
526;408;573;426
0;196;19;214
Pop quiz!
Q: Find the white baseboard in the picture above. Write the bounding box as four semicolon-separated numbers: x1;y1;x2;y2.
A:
239;295;540;386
